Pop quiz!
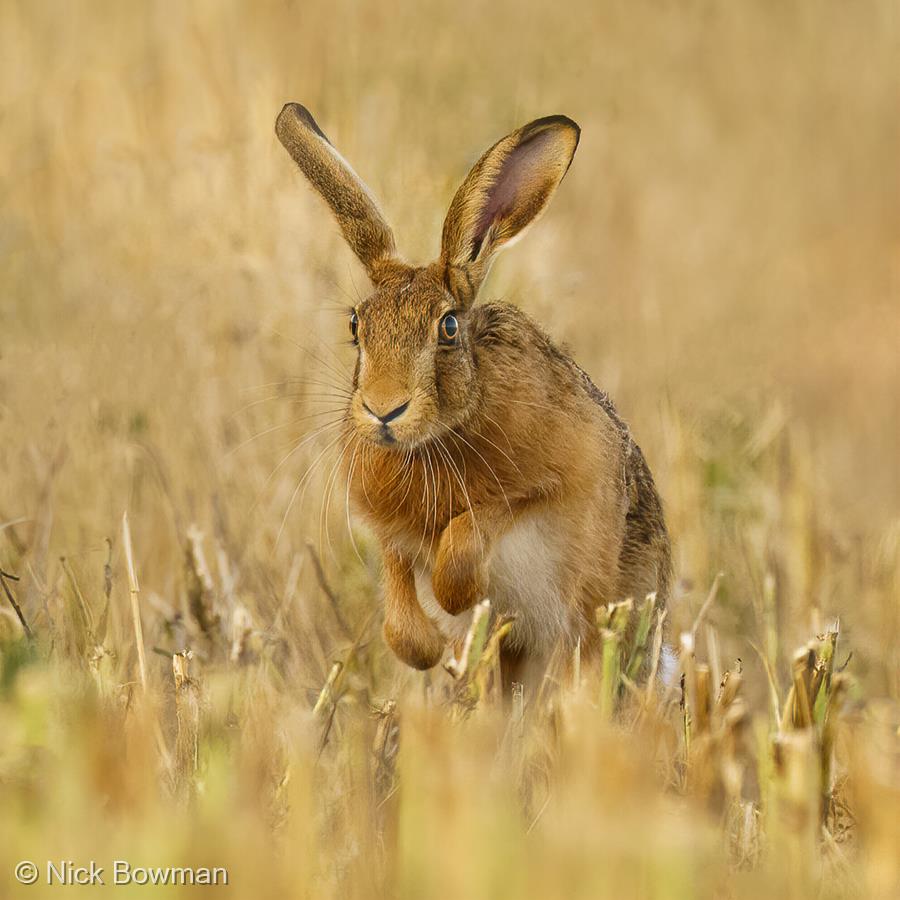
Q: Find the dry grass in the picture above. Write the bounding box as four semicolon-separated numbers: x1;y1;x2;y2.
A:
1;1;898;897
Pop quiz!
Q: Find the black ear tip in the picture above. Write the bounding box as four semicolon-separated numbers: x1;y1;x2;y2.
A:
276;101;303;126
549;115;581;146
275;102;330;143
562;115;581;141
521;114;581;148
551;114;580;132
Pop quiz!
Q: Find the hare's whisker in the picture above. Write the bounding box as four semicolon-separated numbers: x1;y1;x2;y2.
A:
411;447;433;568
446;425;512;515
436;437;466;555
381;442;412;494
480;411;517;454
424;443;440;564
344;438;365;565
439;430;481;551
275;430;347;549
296;393;352;405
471;424;524;479
240;373;351;397
268;329;353;384
229;414;346;457
259;418;348;487
385;448;416;519
228;396;344;421
320;434;355;563
360;441;376;511
434;435;481;557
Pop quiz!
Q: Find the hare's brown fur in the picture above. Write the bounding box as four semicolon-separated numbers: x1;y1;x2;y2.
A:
275;103;671;680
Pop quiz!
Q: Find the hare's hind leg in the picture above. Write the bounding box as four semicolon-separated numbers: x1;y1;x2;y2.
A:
616;450;672;654
499;643;529;695
499;640;574;701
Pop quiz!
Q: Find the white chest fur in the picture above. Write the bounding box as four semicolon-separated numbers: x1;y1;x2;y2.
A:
416;511;574;652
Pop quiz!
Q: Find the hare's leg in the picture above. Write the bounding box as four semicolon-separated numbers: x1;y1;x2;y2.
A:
499;644;529;694
381;545;445;670
432;512;486;615
432;504;516;616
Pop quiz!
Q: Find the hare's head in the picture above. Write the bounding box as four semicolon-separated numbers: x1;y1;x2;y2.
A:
275;103;579;448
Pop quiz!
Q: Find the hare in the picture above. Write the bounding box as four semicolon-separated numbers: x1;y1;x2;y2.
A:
275;103;671;683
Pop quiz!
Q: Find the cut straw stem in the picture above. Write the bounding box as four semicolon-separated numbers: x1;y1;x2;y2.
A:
0;568;32;640
599;628;619;719
625;592;656;680
122;511;148;691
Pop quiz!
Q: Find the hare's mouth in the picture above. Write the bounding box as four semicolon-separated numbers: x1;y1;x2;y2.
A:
352;391;438;449
355;419;438;452
377;424;398;446
352;420;408;449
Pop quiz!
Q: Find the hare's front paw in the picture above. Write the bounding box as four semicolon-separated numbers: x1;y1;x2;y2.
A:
432;524;486;615
383;613;445;671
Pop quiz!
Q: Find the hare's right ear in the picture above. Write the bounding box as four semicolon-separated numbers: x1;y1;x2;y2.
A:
275;103;397;281
440;115;580;306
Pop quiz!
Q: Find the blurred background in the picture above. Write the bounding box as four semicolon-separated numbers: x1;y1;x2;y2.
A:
0;1;897;897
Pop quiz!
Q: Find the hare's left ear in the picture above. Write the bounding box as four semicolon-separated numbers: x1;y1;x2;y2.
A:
440;115;580;306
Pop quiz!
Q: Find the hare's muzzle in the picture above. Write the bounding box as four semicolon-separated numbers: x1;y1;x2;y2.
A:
362;398;410;426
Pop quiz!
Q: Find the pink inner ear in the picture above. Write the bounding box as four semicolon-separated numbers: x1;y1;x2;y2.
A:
471;129;556;258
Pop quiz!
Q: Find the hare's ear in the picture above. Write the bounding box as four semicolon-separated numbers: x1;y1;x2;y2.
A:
440;115;580;305
276;103;397;281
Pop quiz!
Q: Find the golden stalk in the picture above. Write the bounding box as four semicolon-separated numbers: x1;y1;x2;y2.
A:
122;511;147;692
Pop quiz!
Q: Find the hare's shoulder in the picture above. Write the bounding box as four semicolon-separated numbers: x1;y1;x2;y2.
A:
470;301;663;511
470;301;630;435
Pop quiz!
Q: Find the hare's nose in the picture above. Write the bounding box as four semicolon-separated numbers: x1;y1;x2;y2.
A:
362;397;410;425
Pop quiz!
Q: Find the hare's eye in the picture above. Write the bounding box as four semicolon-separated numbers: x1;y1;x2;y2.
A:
439;313;460;344
349;311;359;343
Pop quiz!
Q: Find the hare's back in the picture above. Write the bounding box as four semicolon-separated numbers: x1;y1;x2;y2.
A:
575;363;672;611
